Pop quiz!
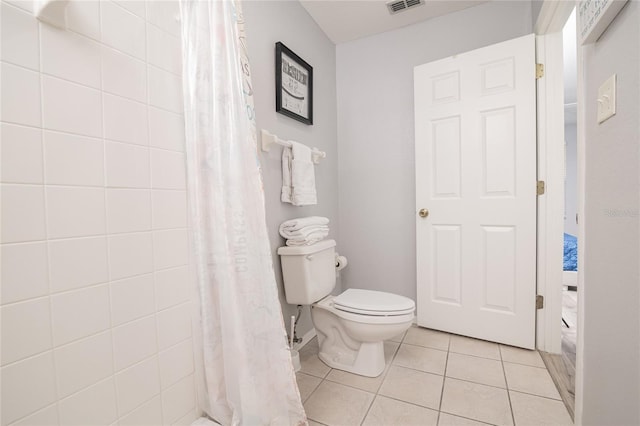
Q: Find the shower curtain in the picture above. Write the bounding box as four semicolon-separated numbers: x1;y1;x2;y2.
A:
180;1;306;424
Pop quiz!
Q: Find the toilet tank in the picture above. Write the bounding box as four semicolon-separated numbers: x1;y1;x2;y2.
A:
277;239;336;305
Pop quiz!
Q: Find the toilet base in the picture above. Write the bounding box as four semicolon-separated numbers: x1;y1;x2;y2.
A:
317;341;385;378
311;298;413;378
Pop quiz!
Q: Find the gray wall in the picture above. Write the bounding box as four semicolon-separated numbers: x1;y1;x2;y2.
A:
243;1;338;339
581;1;640;424
335;1;533;300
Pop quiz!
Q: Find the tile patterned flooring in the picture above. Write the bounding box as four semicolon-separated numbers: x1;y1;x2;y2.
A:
297;326;573;426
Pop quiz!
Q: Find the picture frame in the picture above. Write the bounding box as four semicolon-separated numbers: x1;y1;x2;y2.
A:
275;42;313;125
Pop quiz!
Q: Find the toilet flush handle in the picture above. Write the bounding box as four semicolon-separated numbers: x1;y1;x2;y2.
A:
306;254;314;261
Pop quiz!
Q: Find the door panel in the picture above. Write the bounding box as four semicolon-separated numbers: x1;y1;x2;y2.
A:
415;34;536;349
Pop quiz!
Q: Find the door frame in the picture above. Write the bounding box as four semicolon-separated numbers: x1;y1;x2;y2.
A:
534;1;583;423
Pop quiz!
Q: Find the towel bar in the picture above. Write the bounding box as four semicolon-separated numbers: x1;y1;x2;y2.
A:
261;129;326;165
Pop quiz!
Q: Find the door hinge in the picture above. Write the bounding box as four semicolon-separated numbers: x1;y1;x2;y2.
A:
536;63;544;79
537;180;545;195
536;295;544;309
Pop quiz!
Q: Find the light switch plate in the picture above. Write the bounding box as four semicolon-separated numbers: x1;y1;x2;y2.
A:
597;74;616;124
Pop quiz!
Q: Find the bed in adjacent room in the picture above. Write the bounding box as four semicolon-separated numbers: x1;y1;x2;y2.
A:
563;233;578;289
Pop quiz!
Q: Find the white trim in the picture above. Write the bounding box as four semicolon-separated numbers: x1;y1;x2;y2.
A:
574;23;586;425
535;0;576;35
293;327;317;351
535;33;565;355
535;1;584;422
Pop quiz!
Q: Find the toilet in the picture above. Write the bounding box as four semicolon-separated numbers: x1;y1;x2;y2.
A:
278;240;415;377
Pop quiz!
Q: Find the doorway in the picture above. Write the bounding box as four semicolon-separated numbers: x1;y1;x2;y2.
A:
560;3;578;409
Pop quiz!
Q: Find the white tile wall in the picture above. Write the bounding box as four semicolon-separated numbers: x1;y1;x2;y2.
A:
112;315;158;371
48;236;109;293
42;75;103;137
105;141;150;187
40;24;101;89
1;352;57;425
1;242;49;303
43;131;104;186
1;184;47;243
103;95;149;145
0;1;39;70
0;123;43;184
1;62;42;126
54;331;113;398
115;356;161;416
1;298;52;365
0;1;196;424
118;396;163;426
110;274;155;326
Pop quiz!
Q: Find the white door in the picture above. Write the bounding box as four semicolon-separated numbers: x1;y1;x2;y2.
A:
414;34;537;349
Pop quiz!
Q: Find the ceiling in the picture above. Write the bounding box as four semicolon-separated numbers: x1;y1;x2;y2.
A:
299;0;489;44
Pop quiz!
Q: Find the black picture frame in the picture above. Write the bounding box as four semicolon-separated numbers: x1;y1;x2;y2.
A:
275;42;313;125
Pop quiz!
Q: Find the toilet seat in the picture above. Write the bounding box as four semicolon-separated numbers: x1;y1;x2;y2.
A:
314;296;414;325
333;289;415;316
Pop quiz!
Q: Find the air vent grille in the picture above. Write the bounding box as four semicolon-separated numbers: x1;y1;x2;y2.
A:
386;0;425;15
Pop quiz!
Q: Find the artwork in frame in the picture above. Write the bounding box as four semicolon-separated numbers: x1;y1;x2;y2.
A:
275;42;313;125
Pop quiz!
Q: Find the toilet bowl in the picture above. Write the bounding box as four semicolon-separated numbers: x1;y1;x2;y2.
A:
311;290;414;377
277;240;415;377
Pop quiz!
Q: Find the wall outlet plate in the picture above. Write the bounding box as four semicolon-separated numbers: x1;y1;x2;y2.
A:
597;74;616;124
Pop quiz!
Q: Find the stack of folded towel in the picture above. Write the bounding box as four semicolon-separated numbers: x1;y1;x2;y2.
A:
279;216;329;246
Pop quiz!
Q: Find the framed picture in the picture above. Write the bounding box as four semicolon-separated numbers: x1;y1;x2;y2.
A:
275;42;313;125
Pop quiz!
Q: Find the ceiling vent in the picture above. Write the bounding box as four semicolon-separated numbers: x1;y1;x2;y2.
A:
386;0;425;15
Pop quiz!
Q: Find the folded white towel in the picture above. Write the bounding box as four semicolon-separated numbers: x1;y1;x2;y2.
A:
279;216;330;246
279;216;329;236
282;225;329;239
285;231;329;246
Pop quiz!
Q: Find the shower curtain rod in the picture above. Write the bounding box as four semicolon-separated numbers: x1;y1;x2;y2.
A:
260;129;326;164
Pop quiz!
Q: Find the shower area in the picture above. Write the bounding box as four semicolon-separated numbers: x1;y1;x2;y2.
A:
0;0;321;424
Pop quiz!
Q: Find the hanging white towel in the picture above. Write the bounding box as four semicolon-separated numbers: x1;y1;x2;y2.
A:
290;142;317;206
281;146;293;203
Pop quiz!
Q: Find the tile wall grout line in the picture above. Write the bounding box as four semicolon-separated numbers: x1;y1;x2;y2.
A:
499;344;517;426
96;1;124;420
36;10;64;422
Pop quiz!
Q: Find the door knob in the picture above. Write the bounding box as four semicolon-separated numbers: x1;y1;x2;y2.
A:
418;208;429;218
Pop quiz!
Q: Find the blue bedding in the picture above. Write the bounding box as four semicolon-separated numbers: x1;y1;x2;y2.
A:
564;233;578;271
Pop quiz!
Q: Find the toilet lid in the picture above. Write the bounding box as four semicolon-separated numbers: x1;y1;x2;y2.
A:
333;289;415;316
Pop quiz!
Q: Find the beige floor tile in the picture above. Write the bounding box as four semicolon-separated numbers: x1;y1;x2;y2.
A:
389;329;407;343
378;365;443;410
303;381;374;426
362;395;439;426
499;345;545;367
440;378;513;426
296;372;322;402
299;343;331;379
383;340;400;365
509;391;573;425
438;412;491;425
445;352;506;388
307;421;325;426
325;367;385;394
393;344;447;375
503;362;561;399
449;335;501;360
403;327;450;351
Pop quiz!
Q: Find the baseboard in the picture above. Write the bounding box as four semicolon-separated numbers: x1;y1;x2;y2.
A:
294;328;316;351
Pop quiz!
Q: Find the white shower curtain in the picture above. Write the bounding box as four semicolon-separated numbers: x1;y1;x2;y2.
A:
179;1;306;424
